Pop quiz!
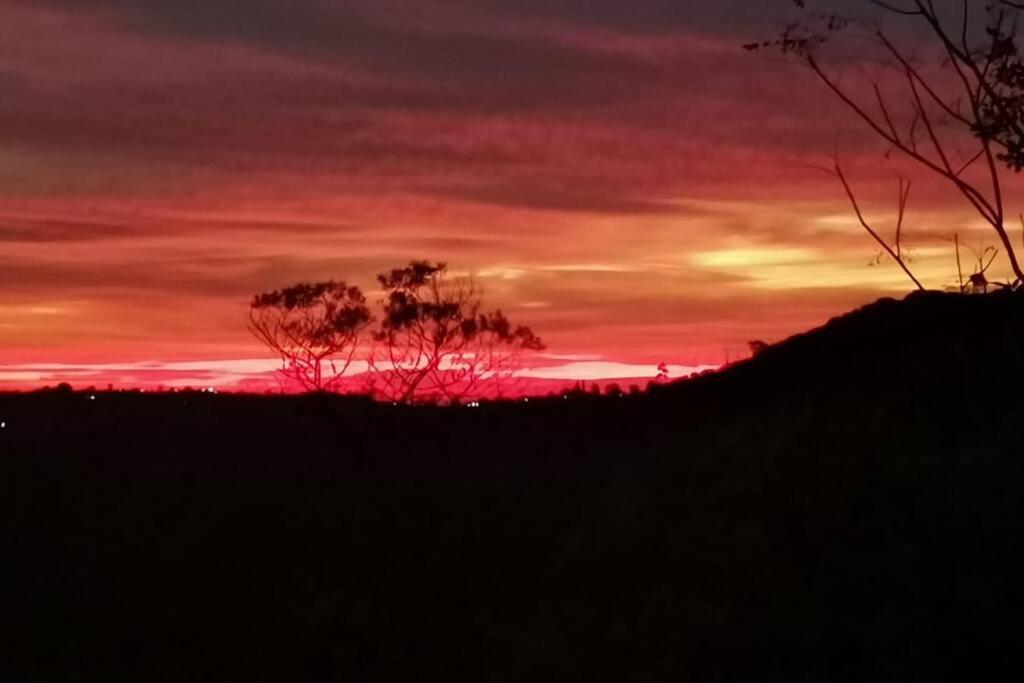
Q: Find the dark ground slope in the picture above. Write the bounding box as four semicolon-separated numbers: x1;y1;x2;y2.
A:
2;291;1023;682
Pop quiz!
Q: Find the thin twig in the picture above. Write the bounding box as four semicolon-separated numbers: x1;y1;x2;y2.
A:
835;163;926;291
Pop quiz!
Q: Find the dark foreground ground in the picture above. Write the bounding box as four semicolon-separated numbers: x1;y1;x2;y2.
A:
2;291;1024;681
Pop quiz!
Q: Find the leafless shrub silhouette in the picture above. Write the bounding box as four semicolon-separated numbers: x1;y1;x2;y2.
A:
248;281;372;392
749;0;1024;287
964;243;1006;293
368;261;544;404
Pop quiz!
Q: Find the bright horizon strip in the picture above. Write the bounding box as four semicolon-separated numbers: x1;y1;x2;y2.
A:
0;358;720;392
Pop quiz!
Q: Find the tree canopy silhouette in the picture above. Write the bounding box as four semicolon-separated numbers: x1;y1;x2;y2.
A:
248;281;372;392
369;261;545;404
748;0;1024;288
247;263;545;401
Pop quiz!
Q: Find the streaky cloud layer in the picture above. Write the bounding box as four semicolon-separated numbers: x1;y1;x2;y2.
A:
0;0;1014;388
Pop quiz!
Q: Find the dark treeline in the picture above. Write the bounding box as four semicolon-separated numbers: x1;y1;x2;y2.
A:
2;291;1024;681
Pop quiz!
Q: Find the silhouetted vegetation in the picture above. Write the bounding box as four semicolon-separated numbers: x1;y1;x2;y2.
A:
249;281;372;391
747;339;769;357
250;261;544;402
369;261;544;404
749;0;1024;287
3;291;1023;681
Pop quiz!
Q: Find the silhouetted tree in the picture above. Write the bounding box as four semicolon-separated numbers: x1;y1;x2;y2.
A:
248;281;372;392
656;362;670;383
749;340;770;357
749;0;1024;286
369;261;544;404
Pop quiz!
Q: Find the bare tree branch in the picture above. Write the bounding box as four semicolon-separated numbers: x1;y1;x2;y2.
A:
835;163;925;290
761;2;1024;286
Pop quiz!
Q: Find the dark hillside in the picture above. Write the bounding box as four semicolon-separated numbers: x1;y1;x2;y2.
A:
671;288;1024;399
1;291;1023;681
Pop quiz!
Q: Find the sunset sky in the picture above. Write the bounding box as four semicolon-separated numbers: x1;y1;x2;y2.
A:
0;0;1017;389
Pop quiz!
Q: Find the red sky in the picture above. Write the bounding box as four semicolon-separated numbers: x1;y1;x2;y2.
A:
0;0;1018;390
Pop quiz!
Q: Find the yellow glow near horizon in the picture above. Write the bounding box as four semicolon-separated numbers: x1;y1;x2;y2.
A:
692;248;822;269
